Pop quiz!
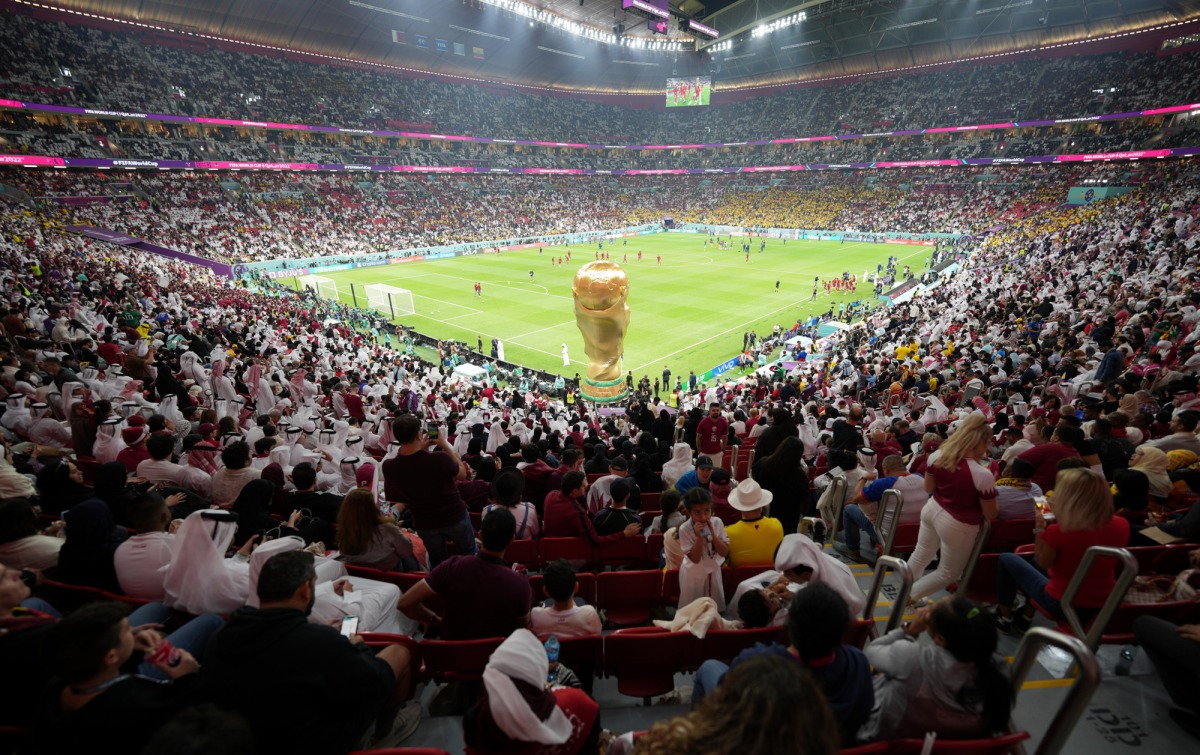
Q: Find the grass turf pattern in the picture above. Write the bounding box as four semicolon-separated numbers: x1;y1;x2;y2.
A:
295;235;931;379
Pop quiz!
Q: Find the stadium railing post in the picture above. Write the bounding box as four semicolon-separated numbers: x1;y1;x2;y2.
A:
351;283;359;308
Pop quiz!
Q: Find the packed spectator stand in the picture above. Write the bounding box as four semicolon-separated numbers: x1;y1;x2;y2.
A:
0;7;1200;755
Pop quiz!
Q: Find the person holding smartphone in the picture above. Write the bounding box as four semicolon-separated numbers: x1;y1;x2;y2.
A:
381;416;475;568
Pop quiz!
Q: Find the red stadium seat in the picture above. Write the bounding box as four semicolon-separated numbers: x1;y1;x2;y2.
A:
345;563;390;581
528;572;596;606
595;536;649;567
597;570;666;627
840;743;890;755
35;579;152;614
692;626;787;667
505;538;539;568
419;637;504;683
73;456;101;486
639;492;662;510
539;537;593;567
889;731;1030;754
721;563;775;600
1146;544;1197;575
662;569;682;605
982;518;1038;553
603;627;694;703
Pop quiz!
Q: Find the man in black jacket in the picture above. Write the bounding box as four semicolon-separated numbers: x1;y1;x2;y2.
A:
201;551;420;752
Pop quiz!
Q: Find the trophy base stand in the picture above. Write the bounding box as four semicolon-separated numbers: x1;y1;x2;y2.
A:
581;375;627;403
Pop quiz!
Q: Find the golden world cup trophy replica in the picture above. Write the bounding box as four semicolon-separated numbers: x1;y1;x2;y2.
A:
572;261;631;403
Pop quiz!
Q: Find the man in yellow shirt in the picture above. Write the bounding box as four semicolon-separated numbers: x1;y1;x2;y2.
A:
725;479;784;568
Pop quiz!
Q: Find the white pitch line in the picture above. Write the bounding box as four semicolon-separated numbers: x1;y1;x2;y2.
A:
628;253;916;376
408;294;483;318
509;320;576;341
424;272;572;301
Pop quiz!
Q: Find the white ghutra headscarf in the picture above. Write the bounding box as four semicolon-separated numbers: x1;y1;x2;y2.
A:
482;629;575;745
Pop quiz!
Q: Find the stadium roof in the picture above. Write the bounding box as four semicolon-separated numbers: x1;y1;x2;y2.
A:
17;0;1200;93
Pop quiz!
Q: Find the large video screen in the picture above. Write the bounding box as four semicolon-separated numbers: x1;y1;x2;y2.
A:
666;77;711;108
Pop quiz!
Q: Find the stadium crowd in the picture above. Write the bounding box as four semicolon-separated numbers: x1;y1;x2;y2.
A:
0;163;1143;263
0;9;1199;755
3;13;1200;145
0;146;1196;753
1;107;1193;170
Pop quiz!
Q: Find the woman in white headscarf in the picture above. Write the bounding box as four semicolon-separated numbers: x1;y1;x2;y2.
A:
661;442;695;489
464;629;599;755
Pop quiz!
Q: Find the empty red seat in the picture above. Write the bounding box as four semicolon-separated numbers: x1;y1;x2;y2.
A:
882;522;921;557
603;627;694;703
595;536;650;567
597;570;666;626
419;637;504;683
540;537;593;566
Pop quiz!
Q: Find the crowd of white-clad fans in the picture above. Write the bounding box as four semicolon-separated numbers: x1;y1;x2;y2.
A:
1;10;1200;753
0;145;1197;753
0;162;1142;263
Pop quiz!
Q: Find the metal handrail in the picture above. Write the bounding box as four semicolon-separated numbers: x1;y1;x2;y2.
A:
829;474;848;538
862;554;913;634
875;489;904;556
1011;628;1102;755
956;517;992;593
1058;545;1138;652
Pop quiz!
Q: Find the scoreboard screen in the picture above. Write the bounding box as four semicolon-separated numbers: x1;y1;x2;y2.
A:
666;77;711;108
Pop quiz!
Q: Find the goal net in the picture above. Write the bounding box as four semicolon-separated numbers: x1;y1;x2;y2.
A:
366;284;415;318
298;275;339;302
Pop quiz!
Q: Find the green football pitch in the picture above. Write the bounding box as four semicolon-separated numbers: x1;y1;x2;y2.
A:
297;235;931;379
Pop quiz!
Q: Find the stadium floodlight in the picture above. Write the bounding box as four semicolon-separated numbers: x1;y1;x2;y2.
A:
751;12;807;38
365;284;415;319
479;0;691;51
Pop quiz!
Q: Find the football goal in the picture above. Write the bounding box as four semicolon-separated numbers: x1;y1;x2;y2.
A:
366;283;415;318
298;275;339;302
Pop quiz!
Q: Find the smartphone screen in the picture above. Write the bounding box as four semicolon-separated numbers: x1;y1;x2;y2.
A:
339;615;359;637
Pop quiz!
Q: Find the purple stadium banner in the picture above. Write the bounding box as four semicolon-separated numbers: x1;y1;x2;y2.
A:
67;225;234;278
1;96;1197;153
